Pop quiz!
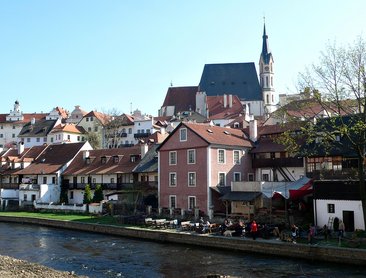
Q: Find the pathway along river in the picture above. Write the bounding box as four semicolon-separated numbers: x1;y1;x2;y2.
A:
0;222;365;278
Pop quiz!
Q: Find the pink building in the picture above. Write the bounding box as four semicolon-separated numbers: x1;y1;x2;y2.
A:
158;122;253;215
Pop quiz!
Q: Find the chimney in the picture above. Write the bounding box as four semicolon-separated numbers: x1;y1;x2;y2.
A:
18;141;24;155
160;127;166;135
83;150;90;159
249;119;258;142
31;118;35;125
141;143;148;158
229;94;233;108
223;94;227;108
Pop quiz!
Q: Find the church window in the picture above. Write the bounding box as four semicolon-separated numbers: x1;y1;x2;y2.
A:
271;77;273;87
266;95;269;104
266;77;269;88
272;95;274;103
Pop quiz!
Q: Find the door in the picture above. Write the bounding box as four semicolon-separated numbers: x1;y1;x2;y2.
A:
342;210;354;232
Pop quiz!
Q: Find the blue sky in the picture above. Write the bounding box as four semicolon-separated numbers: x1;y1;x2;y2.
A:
0;1;365;116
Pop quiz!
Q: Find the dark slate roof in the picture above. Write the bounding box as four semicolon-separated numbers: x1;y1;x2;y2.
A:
18;119;57;137
220;191;262;201
199;63;262;101
133;144;159;173
261;23;273;64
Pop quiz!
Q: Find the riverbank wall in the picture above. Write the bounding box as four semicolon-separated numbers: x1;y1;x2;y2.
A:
0;216;365;266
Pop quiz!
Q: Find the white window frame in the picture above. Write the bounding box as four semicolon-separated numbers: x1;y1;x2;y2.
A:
188;172;196;187
187;149;196;164
218;172;226;186
169;151;177;165
233;172;241;182
248;173;255;181
218;149;226;164
188;196;196;210
233;150;241;165
169;172;177;187
180;128;187;142
169;195;176;209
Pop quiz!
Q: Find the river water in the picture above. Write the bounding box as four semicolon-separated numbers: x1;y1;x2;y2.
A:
0;222;365;278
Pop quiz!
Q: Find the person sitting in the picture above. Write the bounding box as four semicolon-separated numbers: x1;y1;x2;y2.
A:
291;224;299;243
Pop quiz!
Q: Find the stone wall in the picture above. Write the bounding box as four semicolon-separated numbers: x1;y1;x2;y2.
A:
0;216;365;266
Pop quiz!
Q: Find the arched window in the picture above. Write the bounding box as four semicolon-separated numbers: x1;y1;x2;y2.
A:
266;76;269;88
266;95;269;104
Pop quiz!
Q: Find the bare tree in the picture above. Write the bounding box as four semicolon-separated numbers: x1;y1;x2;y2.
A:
276;37;366;227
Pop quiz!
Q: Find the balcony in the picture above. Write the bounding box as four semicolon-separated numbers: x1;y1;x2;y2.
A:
306;168;358;180
134;132;150;139
252;157;304;168
68;182;157;190
19;184;40;191
0;183;19;190
121;133;128;137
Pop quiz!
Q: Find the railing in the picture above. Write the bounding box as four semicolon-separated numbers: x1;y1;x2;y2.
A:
19;184;40;190
0;183;20;190
68;182;158;190
134;133;150;139
252;157;304;168
306;168;358;180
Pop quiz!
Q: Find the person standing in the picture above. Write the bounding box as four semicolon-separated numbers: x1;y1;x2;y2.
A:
338;220;345;238
250;220;258;240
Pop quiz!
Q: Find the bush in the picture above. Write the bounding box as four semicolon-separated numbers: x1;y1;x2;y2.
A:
83;185;92;204
93;184;104;203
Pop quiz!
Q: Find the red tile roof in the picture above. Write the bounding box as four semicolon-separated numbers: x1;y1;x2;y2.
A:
162;86;198;113
15;142;88;175
50;123;84;134
84;111;111;126
0;113;47;124
207;95;244;120
183;122;253;148
63;146;141;175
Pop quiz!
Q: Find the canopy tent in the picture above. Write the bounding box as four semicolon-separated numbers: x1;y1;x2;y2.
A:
220;191;262;202
261;177;313;200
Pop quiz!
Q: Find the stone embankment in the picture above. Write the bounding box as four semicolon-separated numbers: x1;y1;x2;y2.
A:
0;216;366;267
0;255;82;278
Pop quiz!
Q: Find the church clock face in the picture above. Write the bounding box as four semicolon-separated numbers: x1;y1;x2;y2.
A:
265;66;270;71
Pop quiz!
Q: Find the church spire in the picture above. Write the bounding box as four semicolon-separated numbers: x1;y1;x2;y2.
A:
261;21;271;64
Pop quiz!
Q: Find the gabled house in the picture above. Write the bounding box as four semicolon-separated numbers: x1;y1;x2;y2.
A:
14;141;92;206
158;122;253;216
0;144;47;208
62;146;141;204
47;123;86;144
66;105;88;124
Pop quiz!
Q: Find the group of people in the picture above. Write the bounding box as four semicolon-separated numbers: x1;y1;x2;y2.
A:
220;219;259;239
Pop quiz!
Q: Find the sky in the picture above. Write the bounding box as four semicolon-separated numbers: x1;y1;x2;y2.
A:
0;1;365;117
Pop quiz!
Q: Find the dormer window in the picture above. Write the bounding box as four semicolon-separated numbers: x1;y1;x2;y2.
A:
113;156;119;163
86;157;91;164
101;156;107;164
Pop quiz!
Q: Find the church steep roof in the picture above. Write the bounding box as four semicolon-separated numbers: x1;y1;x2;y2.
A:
199;63;262;101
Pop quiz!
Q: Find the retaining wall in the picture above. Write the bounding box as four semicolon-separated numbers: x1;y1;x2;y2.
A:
0;216;365;266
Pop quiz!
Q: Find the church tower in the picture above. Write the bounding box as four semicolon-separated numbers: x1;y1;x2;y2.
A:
259;22;277;114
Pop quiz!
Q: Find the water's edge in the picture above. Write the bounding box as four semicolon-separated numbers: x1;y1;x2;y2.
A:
0;215;364;266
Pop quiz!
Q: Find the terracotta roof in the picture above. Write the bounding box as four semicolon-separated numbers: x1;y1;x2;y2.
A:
54;107;69;119
0;113;47;124
50;123;84;134
161;86;198;113
84;111;111;126
63;146;141;175
207;95;244;120
183;122;253;148
146;131;169;144
15;142;88;175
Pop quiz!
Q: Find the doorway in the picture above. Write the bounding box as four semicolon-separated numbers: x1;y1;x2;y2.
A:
342;210;354;232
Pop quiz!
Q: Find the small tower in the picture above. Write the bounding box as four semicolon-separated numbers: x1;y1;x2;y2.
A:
259;22;277;114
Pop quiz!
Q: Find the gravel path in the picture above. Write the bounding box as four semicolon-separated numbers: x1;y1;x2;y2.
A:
0;255;85;278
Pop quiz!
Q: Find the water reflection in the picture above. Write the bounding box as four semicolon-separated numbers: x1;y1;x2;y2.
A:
0;222;365;277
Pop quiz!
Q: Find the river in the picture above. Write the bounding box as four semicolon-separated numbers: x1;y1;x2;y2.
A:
0;222;365;278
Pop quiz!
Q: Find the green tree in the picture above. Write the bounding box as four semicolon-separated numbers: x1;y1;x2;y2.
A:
83;184;93;204
87;132;102;150
93;184;104;203
277;36;366;228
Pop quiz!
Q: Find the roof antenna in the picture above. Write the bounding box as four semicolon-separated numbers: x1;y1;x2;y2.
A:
170;80;173;87
130;102;132;114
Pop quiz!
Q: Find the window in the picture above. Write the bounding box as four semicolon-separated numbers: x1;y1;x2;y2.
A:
0;134;3;138
70;191;74;200
180;128;187;141
114;156;119;163
90;117;94;121
128;128;132;134
86;118;89;122
169;195;176;208
13;134;16;138
101;157;107;164
92;178;96;184
187;149;196;164
169;151;177;165
88;127;92;132
43;137;47;142
188;196;196;210
24;194;27;201
50;137;54;143
36;138;40;142
77;136;80;141
233;172;241;182
169;172;177;187
248;173;254;181
52;177;56;184
218;149;225;164
12;125;15;129
262;173;269;181
81;177;85;183
111;178;115;183
218;173;226;186
67;135;71;140
94;127;98;132
188;172;196;187
43;177;47;184
233;150;240;164
327;204;335;213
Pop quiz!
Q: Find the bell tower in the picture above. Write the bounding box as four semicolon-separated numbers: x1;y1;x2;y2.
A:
259;21;276;114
